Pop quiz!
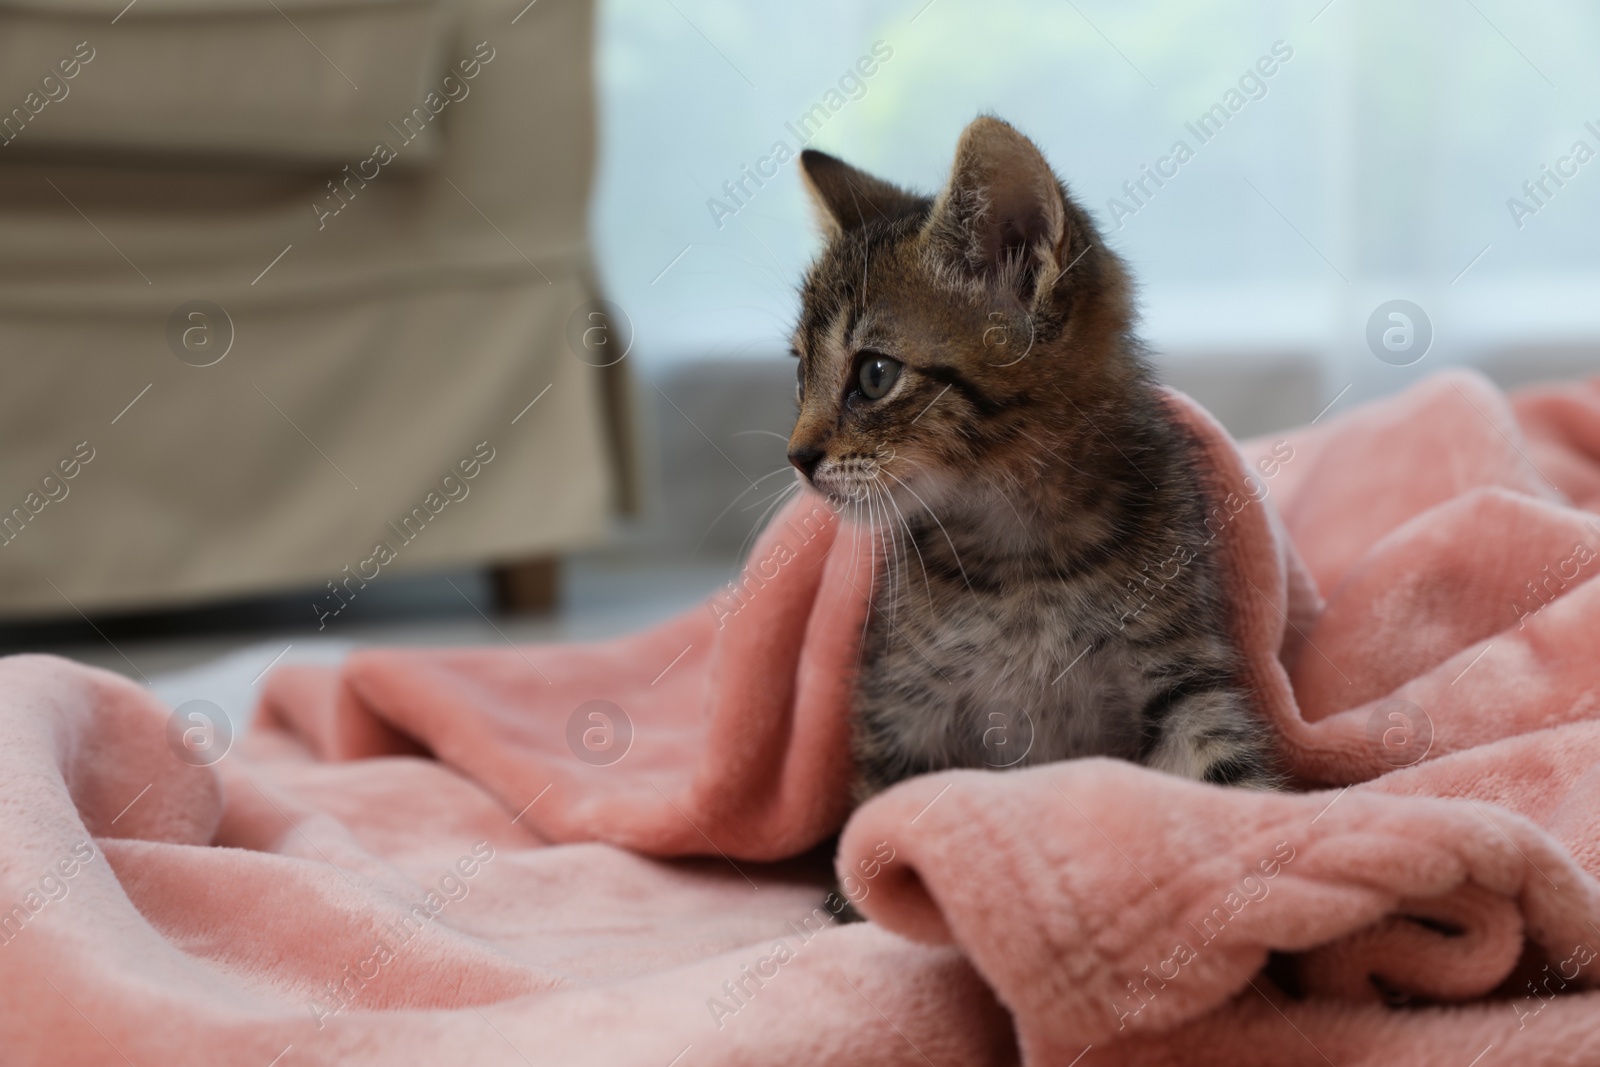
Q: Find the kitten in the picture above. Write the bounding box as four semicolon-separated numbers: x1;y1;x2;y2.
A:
786;116;1280;805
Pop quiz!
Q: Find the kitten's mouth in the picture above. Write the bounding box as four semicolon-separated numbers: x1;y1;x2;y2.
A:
811;476;871;511
811;466;894;526
813;461;966;535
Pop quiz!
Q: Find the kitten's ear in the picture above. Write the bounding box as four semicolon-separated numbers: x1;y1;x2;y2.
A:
799;150;923;237
925;116;1070;303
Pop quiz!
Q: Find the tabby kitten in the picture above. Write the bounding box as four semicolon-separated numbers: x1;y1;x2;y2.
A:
786;116;1279;802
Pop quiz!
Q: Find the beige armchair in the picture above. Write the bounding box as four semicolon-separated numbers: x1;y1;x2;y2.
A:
0;0;632;618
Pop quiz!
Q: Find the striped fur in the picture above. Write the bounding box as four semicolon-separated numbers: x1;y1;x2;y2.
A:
787;117;1280;803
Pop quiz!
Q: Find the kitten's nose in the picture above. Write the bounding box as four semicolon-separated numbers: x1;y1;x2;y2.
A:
788;445;825;479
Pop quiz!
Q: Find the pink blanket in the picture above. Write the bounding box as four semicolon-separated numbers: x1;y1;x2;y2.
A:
5;369;1600;1066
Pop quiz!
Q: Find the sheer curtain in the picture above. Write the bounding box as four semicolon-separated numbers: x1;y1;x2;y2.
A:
593;0;1600;404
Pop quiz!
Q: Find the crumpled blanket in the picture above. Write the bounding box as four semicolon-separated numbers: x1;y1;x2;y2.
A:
3;368;1599;1066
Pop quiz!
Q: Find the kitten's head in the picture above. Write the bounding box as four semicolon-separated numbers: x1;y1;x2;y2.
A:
787;116;1139;522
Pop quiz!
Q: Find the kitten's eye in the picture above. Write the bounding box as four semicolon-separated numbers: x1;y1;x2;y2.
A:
796;360;805;401
857;354;901;400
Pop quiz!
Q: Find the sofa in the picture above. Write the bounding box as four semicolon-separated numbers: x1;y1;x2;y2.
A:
0;0;632;618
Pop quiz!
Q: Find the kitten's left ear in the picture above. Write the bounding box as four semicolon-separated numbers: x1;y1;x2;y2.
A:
925;116;1070;304
799;149;924;238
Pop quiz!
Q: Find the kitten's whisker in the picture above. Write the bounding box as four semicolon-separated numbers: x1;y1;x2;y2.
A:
734;479;803;565
1016;426;1091;478
992;477;1029;529
882;469;974;593
1051;385;1160;490
730;429;792;444
883;485;934;610
730;213;792;282
706;241;798;297
861;229;870;314
881;483;904;605
870;481;904;635
840;177;876;315
851;478;886;645
865;486;887;637
740;477;802;513
846;504;872;677
747;480;802;542
885;487;911;622
695;466;800;555
729;484;799;569
857;505;878;655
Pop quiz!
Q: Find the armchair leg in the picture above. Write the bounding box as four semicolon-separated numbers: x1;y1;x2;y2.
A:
490;557;560;615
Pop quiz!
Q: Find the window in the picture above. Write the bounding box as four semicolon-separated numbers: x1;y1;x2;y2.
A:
595;0;1600;398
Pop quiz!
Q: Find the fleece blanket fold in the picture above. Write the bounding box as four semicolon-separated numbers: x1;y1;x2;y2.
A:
4;369;1600;1066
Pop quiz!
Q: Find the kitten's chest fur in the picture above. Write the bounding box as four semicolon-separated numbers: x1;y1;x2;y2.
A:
848;400;1252;798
